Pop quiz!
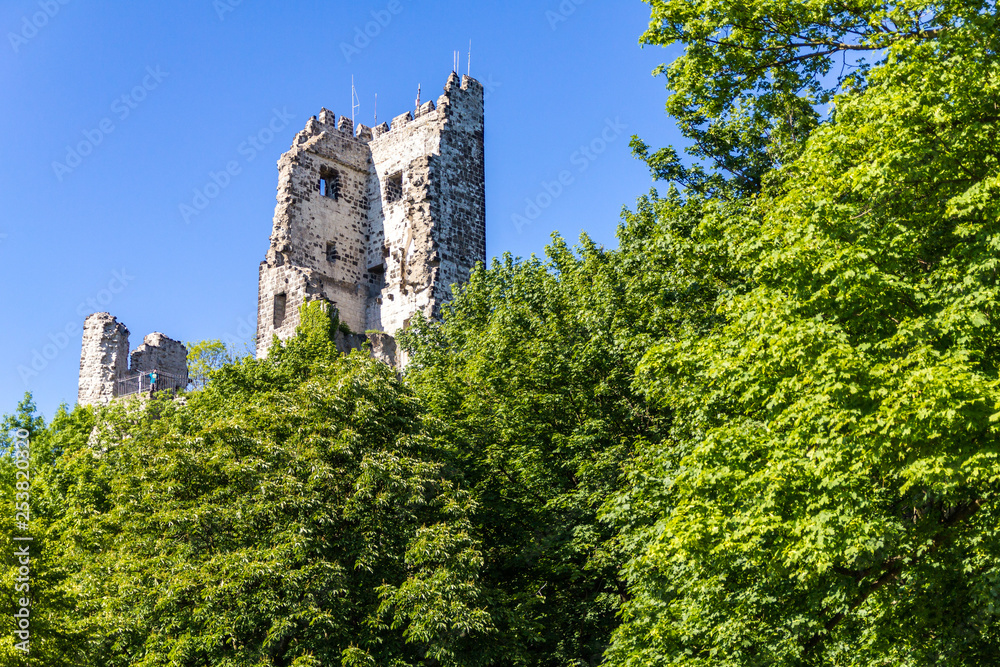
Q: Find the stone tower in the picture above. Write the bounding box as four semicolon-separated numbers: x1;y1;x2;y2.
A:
256;72;486;360
78;313;189;407
78;313;131;406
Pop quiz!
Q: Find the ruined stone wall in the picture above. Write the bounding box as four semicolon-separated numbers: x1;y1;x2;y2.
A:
258;264;313;355
257;110;374;357
365;99;444;333
432;75;487;308
368;73;486;334
131;333;189;385
78;314;189;406
256;73;486;360
78;313;130;406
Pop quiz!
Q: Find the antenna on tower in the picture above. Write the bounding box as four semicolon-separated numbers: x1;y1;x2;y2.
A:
415;84;421;109
468;39;472;76
351;76;360;127
453;50;459;73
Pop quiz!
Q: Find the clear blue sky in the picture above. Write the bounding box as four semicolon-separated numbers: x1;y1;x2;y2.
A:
0;0;680;420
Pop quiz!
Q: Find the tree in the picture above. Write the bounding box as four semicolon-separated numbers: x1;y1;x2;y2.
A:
32;304;491;666
0;398;91;666
399;239;669;665
608;7;1000;665
632;0;995;197
0;394;45;452
186;338;236;389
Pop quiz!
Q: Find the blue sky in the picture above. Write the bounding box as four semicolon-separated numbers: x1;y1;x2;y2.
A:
0;0;681;420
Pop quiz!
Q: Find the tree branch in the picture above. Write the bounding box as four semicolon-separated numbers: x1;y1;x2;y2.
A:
806;498;982;654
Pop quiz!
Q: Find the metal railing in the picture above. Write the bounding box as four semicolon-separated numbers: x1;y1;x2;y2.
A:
115;371;188;399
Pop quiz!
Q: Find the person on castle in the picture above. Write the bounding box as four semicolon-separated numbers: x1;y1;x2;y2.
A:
148;369;158;397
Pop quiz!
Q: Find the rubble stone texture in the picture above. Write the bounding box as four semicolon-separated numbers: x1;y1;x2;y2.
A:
78;313;189;406
131;333;190;382
78;313;130;406
256;72;487;362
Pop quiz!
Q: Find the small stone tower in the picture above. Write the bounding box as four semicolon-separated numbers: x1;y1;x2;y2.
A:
78;313;130;406
256;72;486;360
78;313;189;407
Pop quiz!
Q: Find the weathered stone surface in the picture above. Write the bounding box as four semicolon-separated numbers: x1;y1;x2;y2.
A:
78;313;130;407
131;333;189;386
335;330;368;356
367;332;398;368
78;72;485;403
256;73;486;360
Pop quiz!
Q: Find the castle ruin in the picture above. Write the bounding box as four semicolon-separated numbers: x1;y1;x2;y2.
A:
77;71;484;405
78;313;189;406
256;72;486;360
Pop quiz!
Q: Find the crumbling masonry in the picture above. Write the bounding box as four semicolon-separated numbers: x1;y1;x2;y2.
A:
77;72;483;405
256;72;486;361
78;313;189;407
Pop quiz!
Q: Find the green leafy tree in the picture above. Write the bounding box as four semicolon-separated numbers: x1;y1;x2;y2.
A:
399;239;669;665
609;7;1000;665
1;397;92;666
632;0;995;197
0;394;45;452
30;304;491;666
186;339;236;389
6;4;998;665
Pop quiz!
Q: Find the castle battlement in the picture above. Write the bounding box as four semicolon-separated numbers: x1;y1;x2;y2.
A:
295;74;484;146
256;72;487;363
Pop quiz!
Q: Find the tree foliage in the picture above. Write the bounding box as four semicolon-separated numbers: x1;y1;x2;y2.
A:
5;307;490;666
633;0;997;197
609;4;1000;665
185;339;236;390
399;238;668;664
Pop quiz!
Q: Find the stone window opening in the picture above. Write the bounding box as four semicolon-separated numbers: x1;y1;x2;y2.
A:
326;241;340;264
319;167;340;200
386;172;403;204
273;293;287;328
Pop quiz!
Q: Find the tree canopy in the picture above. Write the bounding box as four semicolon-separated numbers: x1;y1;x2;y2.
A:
610;2;1000;664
